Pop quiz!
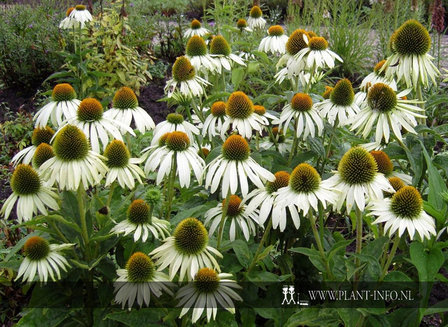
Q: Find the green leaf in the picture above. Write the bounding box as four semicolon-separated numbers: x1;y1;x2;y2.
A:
419;142;448;217
231;67;245;89
423;299;448;315
285;308;340;327
383;271;413;282
232;239;251;268
106;309;167;326
16;308;69;327
409;242;444;281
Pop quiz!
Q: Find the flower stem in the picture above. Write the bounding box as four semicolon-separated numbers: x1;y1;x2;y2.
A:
320;119;337;174
288;119;299;166
380;234;400;281
266;127;279;152
107;182;116;207
164;156;177;221
247;218;272;273
354;205;363;282
308;209;334;280
217;191;231;250
77;186;89;253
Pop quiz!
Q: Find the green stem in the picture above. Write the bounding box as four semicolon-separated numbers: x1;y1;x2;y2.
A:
354;205;363;282
320;119;337;174
107;182;116;207
380;234;400;281
77;186;89;253
78;26;84;98
216;191;231;250
164;156;177;220
318;202;325;245
288;119;299;166
308;210;334;280
266;127;279;152
247;218;272;273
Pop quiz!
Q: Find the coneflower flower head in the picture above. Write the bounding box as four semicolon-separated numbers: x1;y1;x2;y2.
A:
226;91;254;119
210;35;231;56
186;36;207;57
393;19;431;57
370;150;393;176
338;147;377;186
222;134;250;161
330;78;354;107
322;86;333;99
126;252;155;283
249;5;262;18
286;29;309;56
53;125;89;161
211;101;226;117
172;56;196;82
52;83;76;102
11;164;41;196
104;140;130;168
289;163;321;194
268;25;284;36
265;171;290;193
33;143;54;168
113;87;138;109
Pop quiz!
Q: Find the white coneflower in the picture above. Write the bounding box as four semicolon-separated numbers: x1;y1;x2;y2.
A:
258;25;289;55
276;164;337;230
244;171;290;228
11;126;54;166
150;217;222;280
383;19;439;89
236;18;252;33
370;150;412;185
68;4;93;28
103;140;145;190
105;87;155;134
355;60;398;107
274;93;323;140
370;186;436;240
111;199;170;242
59;7;76;29
40;125;108;191
145;131;205;187
315;78;359;127
15;236;72;283
209;35;246;73
1;164;59;223
32;143;55;169
259;127;291;155
253;105;277;121
114;252;172;309
64;98;134;153
205;194;259;241
247;6;266;29
294;35;342;72
177;268;242;323
221;91;268;139
34;83;80;128
275;29;310;83
184;19;210;38
325;147;395;213
202;134;275;198
151;113;199;146
186;35;220;74
350;83;425;145
165;56;210;98
202;101;226;141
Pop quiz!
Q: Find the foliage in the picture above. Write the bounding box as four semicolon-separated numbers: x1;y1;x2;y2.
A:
0;1;66;91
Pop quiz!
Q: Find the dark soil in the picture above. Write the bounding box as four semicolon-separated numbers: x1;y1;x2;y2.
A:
0;88;36;122
138;77;174;124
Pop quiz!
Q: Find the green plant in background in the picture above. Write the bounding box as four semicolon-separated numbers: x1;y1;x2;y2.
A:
86;1;152;96
0;1;65;91
47;1;152;100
